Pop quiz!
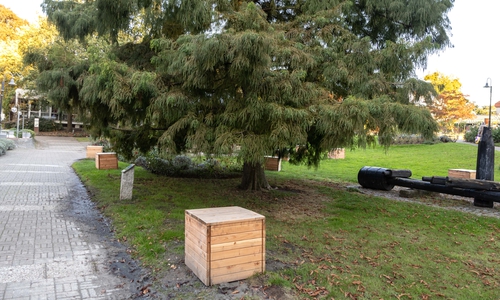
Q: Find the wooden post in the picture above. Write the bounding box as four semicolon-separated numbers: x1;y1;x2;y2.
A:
475;127;495;208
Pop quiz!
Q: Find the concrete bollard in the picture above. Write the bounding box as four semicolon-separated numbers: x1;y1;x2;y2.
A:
120;164;135;200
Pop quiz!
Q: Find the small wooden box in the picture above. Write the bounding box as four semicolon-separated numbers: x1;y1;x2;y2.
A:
185;206;265;286
95;152;118;170
86;146;103;159
448;169;476;179
328;148;345;159
264;156;281;171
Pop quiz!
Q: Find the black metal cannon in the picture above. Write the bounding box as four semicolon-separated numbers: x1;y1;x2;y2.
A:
357;166;500;207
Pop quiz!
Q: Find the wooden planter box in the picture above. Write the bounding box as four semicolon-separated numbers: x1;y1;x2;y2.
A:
95;152;118;170
328;148;345;159
185;206;265;286
264;156;281;171
448;169;476;179
86;146;103;159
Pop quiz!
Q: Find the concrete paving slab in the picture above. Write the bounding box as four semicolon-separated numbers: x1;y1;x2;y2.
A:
0;136;144;299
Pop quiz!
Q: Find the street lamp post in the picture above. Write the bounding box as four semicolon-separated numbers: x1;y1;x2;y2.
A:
484;78;492;127
475;78;495;208
0;76;16;132
15;89;20;138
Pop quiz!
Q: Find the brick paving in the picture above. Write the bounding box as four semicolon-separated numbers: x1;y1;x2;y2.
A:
0;136;135;299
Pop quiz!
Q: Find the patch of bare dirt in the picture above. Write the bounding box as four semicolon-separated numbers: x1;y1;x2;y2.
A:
265;180;332;222
146;240;297;299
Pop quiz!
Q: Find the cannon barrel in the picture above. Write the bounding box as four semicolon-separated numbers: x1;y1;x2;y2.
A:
391;177;500;202
358;166;500;203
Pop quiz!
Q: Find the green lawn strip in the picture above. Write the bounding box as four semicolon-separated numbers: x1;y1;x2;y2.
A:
72;159;260;266
75;137;91;143
269;143;500;183
72;143;500;298
265;187;500;298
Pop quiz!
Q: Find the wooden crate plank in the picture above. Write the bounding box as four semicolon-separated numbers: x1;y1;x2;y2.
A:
211;221;263;236
211;269;263;285
185;251;209;285
211;253;262;269
448;169;476;179
262;220;266;271
186;207;264;226
185;238;209;267
211;245;263;261
211;238;263;253
185;232;208;253
328;148;345;159
185;225;208;244
185;206;265;285
186;214;208;236
264;156;281;171
211;261;263;277
211;230;262;245
86;146;103;159
185;232;208;255
95;153;118;169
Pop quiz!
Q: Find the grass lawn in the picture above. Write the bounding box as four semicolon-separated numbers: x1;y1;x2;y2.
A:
268;142;500;183
73;142;500;299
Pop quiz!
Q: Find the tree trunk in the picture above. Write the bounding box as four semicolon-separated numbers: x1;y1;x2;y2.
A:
66;108;73;132
239;162;272;191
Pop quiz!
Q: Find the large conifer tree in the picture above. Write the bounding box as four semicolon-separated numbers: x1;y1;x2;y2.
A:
42;0;453;190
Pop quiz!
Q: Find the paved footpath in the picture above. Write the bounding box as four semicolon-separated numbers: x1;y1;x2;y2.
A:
0;136;141;300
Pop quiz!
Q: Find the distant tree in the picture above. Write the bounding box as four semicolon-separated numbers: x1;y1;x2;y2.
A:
474;106;491;116
42;0;453;190
0;5;27;41
424;72;475;132
24;35;94;131
432;90;475;132
0;5;28;77
0;5;29;122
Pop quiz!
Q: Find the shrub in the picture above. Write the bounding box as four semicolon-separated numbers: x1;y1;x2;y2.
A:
135;155;242;178
91;139;113;152
465;126;500;143
0;138;16;156
172;155;193;170
392;134;425;145
7;129;36;138
135;156;176;176
25;117;62;132
492;127;500;143
0;138;15;150
22;129;35;138
464;126;479;143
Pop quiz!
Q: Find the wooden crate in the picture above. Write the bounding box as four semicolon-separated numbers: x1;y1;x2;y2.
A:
448;169;476;179
328;148;345;159
264;156;281;171
185;206;265;286
95;152;118;170
86;146;103;159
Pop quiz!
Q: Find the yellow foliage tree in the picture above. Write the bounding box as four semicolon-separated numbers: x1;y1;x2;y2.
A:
0;5;27;77
424;72;475;133
1;5;58;123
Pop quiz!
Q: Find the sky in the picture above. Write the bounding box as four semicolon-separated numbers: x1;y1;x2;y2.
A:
1;0;499;107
